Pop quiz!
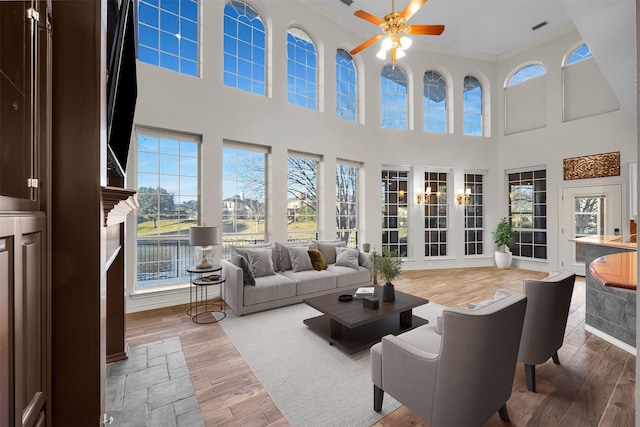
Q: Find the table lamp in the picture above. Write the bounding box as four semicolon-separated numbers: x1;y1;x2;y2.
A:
189;225;220;269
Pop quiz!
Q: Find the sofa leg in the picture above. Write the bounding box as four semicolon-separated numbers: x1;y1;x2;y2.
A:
552;351;560;364
373;385;384;412
525;363;536;392
498;404;510;422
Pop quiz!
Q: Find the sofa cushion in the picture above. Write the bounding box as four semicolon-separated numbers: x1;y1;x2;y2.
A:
279;269;337;295
289;246;314;272
246;249;276;278
335;247;359;269
275;242;309;272
232;243;278;271
308;249;327;270
327;264;372;288
314;241;345;264
244;273;297;306
231;253;255;286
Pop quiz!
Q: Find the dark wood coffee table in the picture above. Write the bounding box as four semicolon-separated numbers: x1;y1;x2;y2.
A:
303;285;429;354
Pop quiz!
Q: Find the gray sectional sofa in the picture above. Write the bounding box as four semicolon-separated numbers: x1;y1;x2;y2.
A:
221;240;373;315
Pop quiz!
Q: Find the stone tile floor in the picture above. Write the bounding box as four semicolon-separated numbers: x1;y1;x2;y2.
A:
106;336;205;427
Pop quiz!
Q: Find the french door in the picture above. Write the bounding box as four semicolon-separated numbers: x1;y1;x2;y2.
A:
560;185;622;275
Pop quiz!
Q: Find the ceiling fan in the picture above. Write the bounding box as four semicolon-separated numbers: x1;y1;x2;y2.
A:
349;0;444;62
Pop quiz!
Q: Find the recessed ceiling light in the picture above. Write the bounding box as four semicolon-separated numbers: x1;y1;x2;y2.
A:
532;21;548;31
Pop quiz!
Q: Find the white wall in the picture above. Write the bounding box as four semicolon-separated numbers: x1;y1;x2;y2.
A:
125;1;636;311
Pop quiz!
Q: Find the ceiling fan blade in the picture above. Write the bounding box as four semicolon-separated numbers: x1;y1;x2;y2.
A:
400;0;428;20
405;24;445;35
350;34;384;55
353;10;385;26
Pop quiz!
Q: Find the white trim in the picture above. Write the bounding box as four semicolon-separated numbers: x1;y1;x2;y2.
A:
585;325;636;356
223;139;271;153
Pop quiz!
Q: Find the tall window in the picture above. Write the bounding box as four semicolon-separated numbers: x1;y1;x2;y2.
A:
508;64;546;86
566;43;593;66
380;65;408;129
336;49;357;122
423;70;446;133
222;143;268;256
464;173;484;255
336;161;360;247
381;170;408;257
423;172;448;257
463;75;482;136
287;153;319;241
287;28;317;110
223;0;266;95
508;169;547;259
136;129;199;288
138;0;199;76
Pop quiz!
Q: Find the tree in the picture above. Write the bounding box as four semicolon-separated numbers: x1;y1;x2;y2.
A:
137;186;175;229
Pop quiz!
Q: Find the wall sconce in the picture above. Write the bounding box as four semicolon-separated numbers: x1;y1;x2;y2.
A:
416;186;432;204
456;188;472;205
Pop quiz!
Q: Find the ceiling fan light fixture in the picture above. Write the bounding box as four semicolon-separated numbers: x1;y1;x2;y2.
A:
381;36;393;51
395;47;406;59
376;48;387;60
400;36;412;50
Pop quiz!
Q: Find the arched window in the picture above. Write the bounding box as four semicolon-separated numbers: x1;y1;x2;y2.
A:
287;28;317;110
463;75;482;136
223;0;266;95
423;70;446;133
380;65;408;129
566;43;593;66
336;49;357;122
508;64;546;86
138;0;199;76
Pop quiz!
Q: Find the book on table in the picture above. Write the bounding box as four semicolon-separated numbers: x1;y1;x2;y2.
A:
353;287;375;299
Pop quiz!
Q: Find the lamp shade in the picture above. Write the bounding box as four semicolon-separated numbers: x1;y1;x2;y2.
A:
189;225;220;246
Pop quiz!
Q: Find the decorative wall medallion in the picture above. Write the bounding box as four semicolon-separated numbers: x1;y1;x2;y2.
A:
563;151;620;180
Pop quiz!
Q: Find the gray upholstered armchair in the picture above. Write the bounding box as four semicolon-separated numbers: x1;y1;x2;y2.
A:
370;289;527;426
518;271;576;392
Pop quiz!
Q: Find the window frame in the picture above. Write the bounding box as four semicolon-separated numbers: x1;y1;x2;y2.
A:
222;142;269;257
222;0;267;95
423;70;447;133
336;159;361;248
507;168;547;260
287;27;317;110
134;127;201;291
463;75;483;136
464;173;485;256
422;171;449;257
137;0;199;76
380;65;408;129
381;169;409;257
287;151;320;242
335;49;357;122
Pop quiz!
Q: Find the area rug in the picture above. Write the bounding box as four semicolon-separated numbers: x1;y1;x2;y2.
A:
220;301;444;427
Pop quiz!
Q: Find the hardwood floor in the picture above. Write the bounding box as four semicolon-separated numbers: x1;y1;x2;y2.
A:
125;267;636;426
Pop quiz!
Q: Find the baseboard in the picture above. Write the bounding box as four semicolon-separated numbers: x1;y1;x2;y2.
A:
584;325;637;356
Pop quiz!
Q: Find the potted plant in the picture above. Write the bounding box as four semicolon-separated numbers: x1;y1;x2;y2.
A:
373;248;403;301
492;218;516;268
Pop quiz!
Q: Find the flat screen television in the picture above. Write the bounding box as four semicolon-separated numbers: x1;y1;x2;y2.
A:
107;0;137;177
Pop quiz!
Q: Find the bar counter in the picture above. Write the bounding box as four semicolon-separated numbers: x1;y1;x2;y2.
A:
571;235;636;349
590;252;637;290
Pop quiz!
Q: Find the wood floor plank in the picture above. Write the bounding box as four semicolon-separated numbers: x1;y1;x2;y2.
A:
124;267;635;427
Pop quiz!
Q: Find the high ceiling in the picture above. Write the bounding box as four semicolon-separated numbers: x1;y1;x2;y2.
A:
304;0;637;126
306;0;575;57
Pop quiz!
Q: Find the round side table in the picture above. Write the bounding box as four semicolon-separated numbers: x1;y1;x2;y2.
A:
187;265;226;324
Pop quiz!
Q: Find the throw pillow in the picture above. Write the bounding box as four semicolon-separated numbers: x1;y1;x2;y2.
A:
246;249;276;278
232;243;278;271
275;242;309;272
288;246;314;272
316;241;346;264
335;247;359;269
231;253;255;286
308;249;327;270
